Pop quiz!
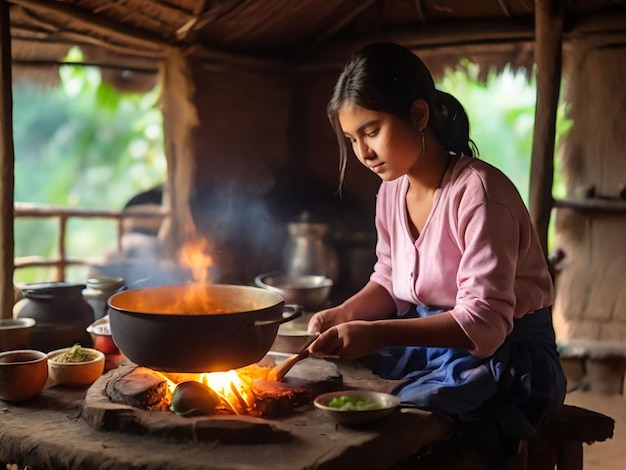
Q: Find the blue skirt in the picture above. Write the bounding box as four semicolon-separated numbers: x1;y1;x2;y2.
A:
361;305;566;458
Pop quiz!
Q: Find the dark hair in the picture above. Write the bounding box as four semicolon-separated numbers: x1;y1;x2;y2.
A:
327;43;478;182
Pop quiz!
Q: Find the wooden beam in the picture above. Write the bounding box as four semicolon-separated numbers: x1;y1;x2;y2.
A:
553;198;626;213
304;0;380;50
8;0;168;52
11;34;163;60
296;10;626;70
413;0;426;23
12;60;158;74
184;43;290;73
529;0;564;256
14;202;168;219
567;10;626;35
496;0;513;17
298;17;536;66
0;0;15;319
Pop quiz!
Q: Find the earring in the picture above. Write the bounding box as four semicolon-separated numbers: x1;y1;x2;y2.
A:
419;128;426;158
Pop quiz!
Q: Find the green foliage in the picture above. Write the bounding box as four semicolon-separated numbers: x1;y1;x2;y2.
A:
437;62;572;252
439;63;534;204
13;50;166;283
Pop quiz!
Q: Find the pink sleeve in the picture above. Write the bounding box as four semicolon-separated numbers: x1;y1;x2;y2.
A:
450;198;520;357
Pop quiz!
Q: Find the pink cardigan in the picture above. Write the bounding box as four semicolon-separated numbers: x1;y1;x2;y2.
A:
370;156;554;358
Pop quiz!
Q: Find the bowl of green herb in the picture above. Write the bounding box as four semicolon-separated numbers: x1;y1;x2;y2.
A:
47;344;105;387
313;390;402;426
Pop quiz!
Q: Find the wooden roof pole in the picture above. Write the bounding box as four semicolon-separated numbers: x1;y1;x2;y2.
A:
0;0;15;319
529;0;564;257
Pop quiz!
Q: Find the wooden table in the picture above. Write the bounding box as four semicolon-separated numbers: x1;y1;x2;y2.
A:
0;359;454;470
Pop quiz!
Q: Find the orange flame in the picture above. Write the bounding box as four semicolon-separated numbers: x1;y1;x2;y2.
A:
179;236;214;284
165;364;272;415
176;232;219;311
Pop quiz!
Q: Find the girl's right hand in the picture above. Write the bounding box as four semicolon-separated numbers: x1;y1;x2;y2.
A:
307;281;397;334
307;305;351;334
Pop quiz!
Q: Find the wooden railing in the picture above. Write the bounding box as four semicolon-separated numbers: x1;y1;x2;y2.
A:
14;202;168;281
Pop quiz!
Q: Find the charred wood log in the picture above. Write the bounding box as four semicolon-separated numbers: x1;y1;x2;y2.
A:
105;366;171;411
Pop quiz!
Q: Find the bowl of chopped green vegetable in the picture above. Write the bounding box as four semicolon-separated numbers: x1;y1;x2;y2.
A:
313;390;402;426
47;344;105;387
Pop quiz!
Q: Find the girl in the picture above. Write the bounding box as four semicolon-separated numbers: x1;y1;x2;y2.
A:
307;42;566;466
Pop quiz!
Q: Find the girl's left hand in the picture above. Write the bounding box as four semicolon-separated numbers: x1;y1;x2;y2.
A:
308;320;380;359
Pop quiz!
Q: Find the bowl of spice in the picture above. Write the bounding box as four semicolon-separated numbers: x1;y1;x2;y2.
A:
47;344;105;387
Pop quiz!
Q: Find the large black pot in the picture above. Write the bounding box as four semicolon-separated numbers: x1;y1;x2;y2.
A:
107;284;302;373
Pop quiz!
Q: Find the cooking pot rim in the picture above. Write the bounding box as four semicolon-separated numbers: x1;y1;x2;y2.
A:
107;283;286;317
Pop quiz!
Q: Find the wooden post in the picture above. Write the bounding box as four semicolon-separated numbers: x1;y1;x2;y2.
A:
0;0;15;319
157;48;198;259
530;0;565;256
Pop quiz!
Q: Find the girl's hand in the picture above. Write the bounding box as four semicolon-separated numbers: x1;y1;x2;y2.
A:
308;321;379;359
307;281;396;335
307;305;351;334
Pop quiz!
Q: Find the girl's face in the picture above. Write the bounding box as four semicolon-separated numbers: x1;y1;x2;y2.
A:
338;102;423;181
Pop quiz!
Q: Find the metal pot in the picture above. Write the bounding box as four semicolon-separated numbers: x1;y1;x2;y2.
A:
107;284;302;373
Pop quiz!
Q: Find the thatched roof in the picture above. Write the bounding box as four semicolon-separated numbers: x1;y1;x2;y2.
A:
8;0;626;89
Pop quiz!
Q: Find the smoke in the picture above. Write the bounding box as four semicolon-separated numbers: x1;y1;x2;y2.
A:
191;176;288;285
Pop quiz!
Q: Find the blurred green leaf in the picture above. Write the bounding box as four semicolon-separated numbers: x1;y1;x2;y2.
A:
13;51;166;283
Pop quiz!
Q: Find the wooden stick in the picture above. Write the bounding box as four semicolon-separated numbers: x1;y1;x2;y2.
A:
0;0;15;319
529;0;564;256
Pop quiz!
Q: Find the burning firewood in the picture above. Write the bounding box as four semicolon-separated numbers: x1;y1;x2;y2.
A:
104;363;313;418
249;379;311;416
105;366;171;411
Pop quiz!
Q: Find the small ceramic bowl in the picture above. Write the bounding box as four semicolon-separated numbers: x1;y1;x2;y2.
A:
47;346;105;387
0;318;36;352
86;316;119;355
314;390;402;426
0;349;48;402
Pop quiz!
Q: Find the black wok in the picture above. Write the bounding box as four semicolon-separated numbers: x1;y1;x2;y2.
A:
107;284;302;373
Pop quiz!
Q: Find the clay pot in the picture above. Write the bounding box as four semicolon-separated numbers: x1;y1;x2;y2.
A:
0;318;36;352
13;282;94;352
82;276;125;320
0;349;48;401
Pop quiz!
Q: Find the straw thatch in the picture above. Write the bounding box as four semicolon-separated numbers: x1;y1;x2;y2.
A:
7;0;626;89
